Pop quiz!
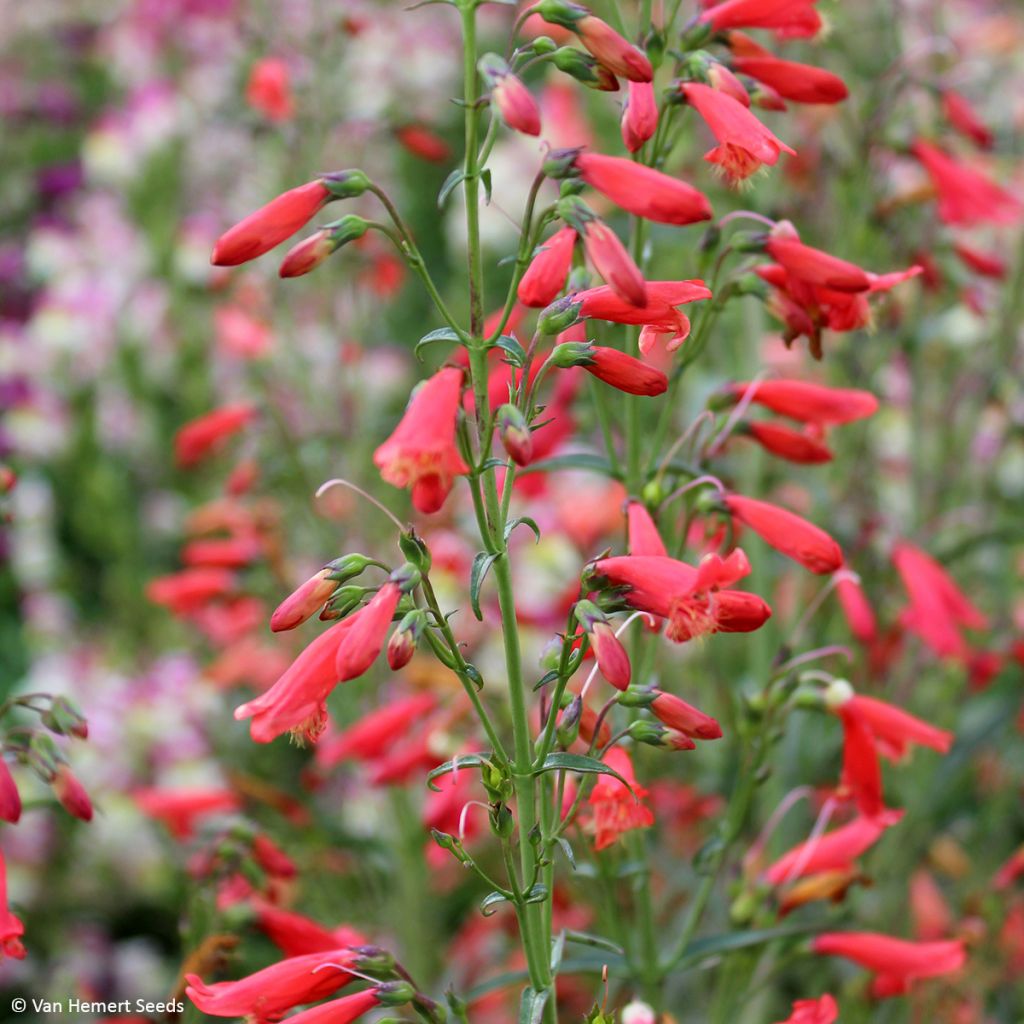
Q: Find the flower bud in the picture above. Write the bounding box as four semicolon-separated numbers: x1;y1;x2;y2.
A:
321;169;372;199
539;636;564;672
320;585;370;620
557;695;583;747
543;146;584;180
551;49;619;91
387;609;425;669
617;685;657;709
354;945;397;975
326;553;376;582
824;678;855;710
630;720;696;750
41;695;89;739
376;981;417;1007
389;562;422;594
531;36;558;54
52;764;94;821
622;1001;657;1024
533;0;587;30
27;733;61;781
538;296;584;336
497;404;533;466
278;215;369;278
0;761;22;824
489;803;515;838
550;340;594;367
399;530;433;574
271;567;339;632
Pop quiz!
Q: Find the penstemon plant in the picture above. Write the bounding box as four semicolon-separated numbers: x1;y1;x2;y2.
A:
145;1;1024;1023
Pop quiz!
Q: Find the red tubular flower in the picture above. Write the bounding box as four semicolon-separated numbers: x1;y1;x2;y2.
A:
591;553;770;642
910;869;953;942
575;153;712;225
911;140;1021;227
271;567;340;632
706;62;751;106
835;572;877;645
246;57;295;122
134;787;241;839
722;379;878;425
764;813;901;885
212;181;331;266
579;220;647;307
893;542;988;661
765;236;871;292
234;619;355;743
174;403;256;468
0;761;21;824
185;947;361;1018
650;691;722;740
724;494;842;574
622;81;658;151
839;694;953;760
573;15;652;82
517;226;577;307
334;583;402;681
681;82;795;183
395;124;451;162
589;620;632;690
481;56;541;136
699;0;822;37
315;693;437;769
743;421;832;464
583;347;668;396
0;850;25;961
626;501;668;557
147;568;236;616
941;91;994;150
52;765;93;822
732;56;847;105
811;932;966;997
252;903;367;958
838;704;884;819
181;537;262;569
373;367;470;514
586;748;655;850
953;242;1006;279
282;989;384;1024
772;995;838;1024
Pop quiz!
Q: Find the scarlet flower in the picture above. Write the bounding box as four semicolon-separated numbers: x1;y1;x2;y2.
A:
575;152;712;225
811;932;966;997
910;869;953;942
573;15;652;82
373;367;470;514
838;704;884;818
315;693;438;768
487;66;541;136
281;989;384;1024
0;761;21;824
724;494;842;574
181;536;263;569
394;124;451;162
212;181;331;266
626;500;668;557
953;241;1006;279
582;347;668;396
271;567;340;632
743;421;832;464
834;572;877;645
621;80;658;152
681;82;795;183
586;748;655;850
147;568;236;616
185;947;363;1018
732;56;847;105
772;995;838;1024
941;91;994;150
245;57;295;121
591;552;770;643
334;582;402;681
893;542;988;661
174;403;256;468
588;620;632;690
765;236;871;292
134;787;241;839
721;379;878;425
706;62;751;106
517;226;577;307
911;140;1021;227
650;691;722;740
52;764;93;822
252;902;367;958
579;219;647;307
764;812;901;885
699;0;823;37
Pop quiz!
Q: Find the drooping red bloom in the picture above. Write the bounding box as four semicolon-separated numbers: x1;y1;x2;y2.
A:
181;536;263;570
837;704;884;818
622;80;658;152
953;241;1006;279
573;15;652;82
246;58;295;121
252;902;367;958
834;571;877;645
764;812;901;885
174;403;256;468
135;787;241;839
626;500;668;557
0;850;25;961
771;995;838;1024
335;583;401;681
0;761;21;824
681;82;795;183
893;542;988;661
839;694;953;760
765;236;871;292
394;124;451;162
481;57;541;136
699;0;822;38
911;140;1021;227
271;567;340;632
52;765;93;822
280;989;384;1024
586;748;655;850
722;379;878;425
650;691;722;740
185;948;362;1018
591;552;770;643
582;347;668;396
588;620;631;690
941;91;994;150
373;367;470;514
724;494;842;574
811;932;966;998
315;693;438;768
147;568;236;616
518;226;577;307
212;181;331;266
579;219;647;307
732;56;847;105
910;869;953;942
743;421;832;463
575;153;712;226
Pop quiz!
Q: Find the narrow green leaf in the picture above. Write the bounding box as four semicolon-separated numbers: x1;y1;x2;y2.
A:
504;516;541;544
535;752;632;795
426;752;491;791
494;334;527;367
518;453;620;478
550;930;567;973
481;891;510;917
470;551;500;621
438;169;467;209
676;922;822;971
415;327;461;361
